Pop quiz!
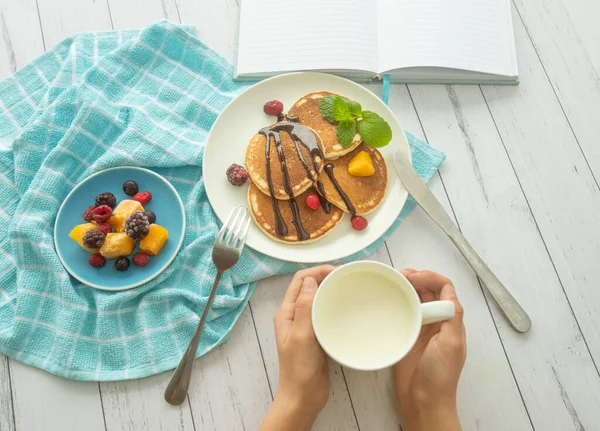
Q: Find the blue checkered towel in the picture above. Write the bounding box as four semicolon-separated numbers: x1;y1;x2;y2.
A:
0;21;445;380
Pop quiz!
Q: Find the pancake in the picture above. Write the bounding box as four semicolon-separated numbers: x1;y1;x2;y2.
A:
248;182;344;244
317;144;387;215
245;121;324;200
288;91;361;160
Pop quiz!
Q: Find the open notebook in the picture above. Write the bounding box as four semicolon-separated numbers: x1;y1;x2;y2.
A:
235;0;518;84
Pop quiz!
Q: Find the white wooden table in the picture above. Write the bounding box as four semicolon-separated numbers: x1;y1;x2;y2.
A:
2;0;600;430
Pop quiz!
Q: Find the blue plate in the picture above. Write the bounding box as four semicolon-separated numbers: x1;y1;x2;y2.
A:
54;167;186;291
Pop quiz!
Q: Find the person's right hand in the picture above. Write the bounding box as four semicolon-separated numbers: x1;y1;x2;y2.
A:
395;270;466;431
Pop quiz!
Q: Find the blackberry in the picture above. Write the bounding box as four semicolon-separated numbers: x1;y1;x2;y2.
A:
114;256;130;271
95;192;117;209
82;229;106;249
144;210;156;224
124;211;150;240
226;164;249;186
123;180;139;197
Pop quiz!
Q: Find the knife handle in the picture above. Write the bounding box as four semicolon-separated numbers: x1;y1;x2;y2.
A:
443;224;531;332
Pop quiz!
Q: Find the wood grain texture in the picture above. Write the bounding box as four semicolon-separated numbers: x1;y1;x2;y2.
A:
381;83;533;431
0;354;15;431
100;372;195;431
186;306;272;431
511;0;600;179
36;0;112;48
9;360;105;430
481;5;600;369
176;0;240;64
0;0;45;79
107;0;180;29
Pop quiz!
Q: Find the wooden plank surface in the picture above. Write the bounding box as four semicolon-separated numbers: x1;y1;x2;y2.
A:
0;354;15;431
1;0;600;429
0;0;45;79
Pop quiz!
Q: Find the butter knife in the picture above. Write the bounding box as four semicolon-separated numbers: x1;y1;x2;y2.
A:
393;150;531;333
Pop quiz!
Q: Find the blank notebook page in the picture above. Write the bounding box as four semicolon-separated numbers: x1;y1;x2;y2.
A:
377;0;517;76
237;0;378;76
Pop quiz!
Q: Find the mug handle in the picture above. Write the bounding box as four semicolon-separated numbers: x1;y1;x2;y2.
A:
420;301;456;325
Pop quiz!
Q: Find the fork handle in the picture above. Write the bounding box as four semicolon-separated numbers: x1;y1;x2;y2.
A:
164;270;223;405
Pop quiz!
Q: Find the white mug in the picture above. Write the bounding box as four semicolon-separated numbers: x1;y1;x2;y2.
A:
312;261;456;371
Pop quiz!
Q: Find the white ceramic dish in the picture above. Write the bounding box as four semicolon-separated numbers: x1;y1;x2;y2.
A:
203;72;410;263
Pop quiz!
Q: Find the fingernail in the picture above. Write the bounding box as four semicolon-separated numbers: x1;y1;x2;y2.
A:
303;277;317;292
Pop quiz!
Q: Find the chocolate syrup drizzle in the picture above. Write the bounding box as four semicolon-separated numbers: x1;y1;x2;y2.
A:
323;164;357;215
259;115;326;241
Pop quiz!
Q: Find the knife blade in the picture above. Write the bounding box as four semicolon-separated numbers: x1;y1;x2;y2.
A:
393;149;531;333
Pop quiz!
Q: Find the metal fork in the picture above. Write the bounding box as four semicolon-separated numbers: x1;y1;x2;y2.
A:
165;206;251;405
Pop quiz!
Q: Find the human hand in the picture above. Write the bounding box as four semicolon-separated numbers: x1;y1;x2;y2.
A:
260;265;336;431
395;270;466;431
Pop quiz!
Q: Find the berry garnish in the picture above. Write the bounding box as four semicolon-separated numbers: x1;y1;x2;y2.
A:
226;164;249;186
114;256;130;272
132;252;150;267
92;205;113;223
351;215;368;231
82;205;96;222
144;210;156;225
95;192;117;209
305;193;320;210
123;180;139;197
263;100;284;116
124;211;150;240
96;222;111;236
82;229;106;249
88;253;106;268
133;191;152;205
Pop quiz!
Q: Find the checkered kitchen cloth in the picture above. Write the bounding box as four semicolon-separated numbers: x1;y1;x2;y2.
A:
0;21;445;380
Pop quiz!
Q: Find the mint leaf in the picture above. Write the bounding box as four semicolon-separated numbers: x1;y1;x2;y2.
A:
336;119;356;148
332;96;353;122
357;111;392;148
319;96;337;123
345;100;362;117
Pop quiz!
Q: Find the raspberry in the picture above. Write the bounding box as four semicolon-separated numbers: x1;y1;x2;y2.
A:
95;192;117;209
92;205;112;223
226;164;249;186
132;252;150;267
305;193;320;210
123;180;139;197
82;229;106;249
351;215;368;231
82;205;96;222
133;191;152;205
96;222;111;236
144;210;156;225
124;211;150;240
263;100;284;116
114;256;130;272
88;253;106;268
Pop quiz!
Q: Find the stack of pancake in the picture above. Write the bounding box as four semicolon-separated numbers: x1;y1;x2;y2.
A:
246;91;388;244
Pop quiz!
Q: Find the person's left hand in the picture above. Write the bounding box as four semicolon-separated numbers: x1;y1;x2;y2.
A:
260;265;335;431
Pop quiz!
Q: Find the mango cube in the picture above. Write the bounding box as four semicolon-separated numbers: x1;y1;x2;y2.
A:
99;232;136;258
140;224;168;256
114;199;144;217
108;214;127;233
348;151;375;177
69;223;100;252
109;200;144;233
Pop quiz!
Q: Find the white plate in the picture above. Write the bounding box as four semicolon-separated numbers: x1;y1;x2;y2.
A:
203;72;410;263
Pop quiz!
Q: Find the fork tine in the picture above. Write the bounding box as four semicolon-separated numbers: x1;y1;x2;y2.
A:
217;207;237;243
236;216;252;250
230;209;248;244
232;210;249;246
224;207;243;245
